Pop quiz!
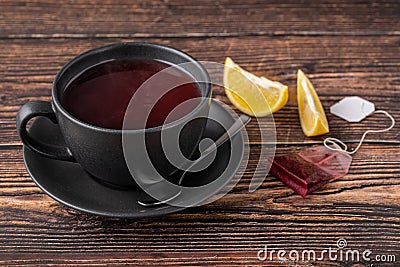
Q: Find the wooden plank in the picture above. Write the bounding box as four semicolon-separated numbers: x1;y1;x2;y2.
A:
2;144;400;191
1;0;399;38
0;253;374;267
0;144;398;265
0;37;399;144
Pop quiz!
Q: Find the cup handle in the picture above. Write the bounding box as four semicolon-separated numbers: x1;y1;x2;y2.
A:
16;101;75;162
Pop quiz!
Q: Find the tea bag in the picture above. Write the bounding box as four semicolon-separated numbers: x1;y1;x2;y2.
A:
270;146;352;197
270;96;395;197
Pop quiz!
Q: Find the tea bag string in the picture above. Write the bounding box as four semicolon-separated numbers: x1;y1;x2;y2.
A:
324;110;395;155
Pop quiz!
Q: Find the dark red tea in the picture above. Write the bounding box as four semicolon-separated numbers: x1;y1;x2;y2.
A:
62;59;201;129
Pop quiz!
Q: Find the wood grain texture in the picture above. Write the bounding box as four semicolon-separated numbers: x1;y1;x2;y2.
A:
0;145;399;266
0;37;399;145
1;0;399;266
1;0;400;38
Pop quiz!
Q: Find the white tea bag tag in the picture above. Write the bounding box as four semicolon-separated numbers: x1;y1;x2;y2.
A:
326;97;394;155
330;96;375;122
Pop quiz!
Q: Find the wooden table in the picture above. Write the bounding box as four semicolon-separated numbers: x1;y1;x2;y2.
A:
1;1;399;266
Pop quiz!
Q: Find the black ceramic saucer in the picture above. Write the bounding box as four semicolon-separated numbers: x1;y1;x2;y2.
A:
23;100;244;218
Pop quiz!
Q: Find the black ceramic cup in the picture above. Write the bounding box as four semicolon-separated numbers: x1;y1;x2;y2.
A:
16;42;212;187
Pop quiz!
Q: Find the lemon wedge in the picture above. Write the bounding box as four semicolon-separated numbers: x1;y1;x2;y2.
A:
223;57;288;117
297;69;329;136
